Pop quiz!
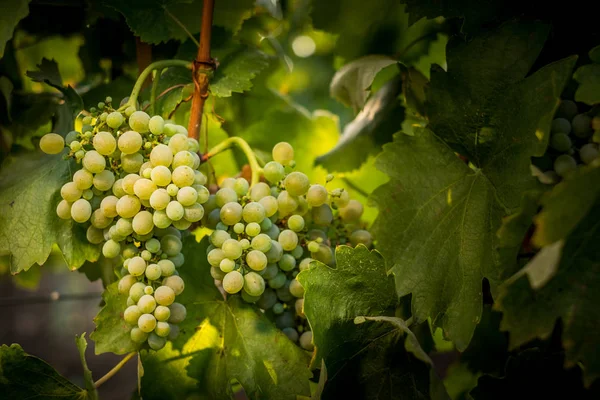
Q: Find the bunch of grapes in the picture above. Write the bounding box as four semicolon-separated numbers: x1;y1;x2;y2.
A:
201;142;373;351
39;98;209;351
532;97;600;184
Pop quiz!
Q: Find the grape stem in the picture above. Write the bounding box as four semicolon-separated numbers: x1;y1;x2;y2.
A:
203;137;263;186
149;68;164;115
94;352;137;388
121;60;192;112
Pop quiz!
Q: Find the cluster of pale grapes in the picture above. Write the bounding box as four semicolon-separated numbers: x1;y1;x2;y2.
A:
532;97;600;184
39;97;209;351
201;142;373;351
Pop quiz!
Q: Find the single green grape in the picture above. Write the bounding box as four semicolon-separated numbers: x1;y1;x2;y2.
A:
40;133;65;154
272;142;294;166
223;271;244;294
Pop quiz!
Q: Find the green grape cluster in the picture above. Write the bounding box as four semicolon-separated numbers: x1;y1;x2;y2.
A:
202;142;373;351
40;97;209;351
532;98;600;184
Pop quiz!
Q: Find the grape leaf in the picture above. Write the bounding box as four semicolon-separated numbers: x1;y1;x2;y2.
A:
470;349;599;399
0;105;100;274
75;333;98;400
0;0;30;58
329;55;397;112
496;197;600;386
91;282;138;355
371;22;575;350
532;164;600;247
102;0;254;44
589;45;600;64
316;76;403;172
26;58;83;117
0;343;87;399
297;245;448;399
573;64;600;106
211;47;272;97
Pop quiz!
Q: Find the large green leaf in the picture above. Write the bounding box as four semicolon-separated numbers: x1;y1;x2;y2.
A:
496;198;600;386
91;282;138;355
329;55;397;112
316;76;403;172
574;45;600;105
0;343;89;399
0;0;30;58
0;105;100;274
297;245;448;399
102;0;254;44
210;47;272;97
371;23;575;350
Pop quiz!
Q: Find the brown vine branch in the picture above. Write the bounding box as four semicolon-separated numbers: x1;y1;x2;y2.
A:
135;37;153;89
187;0;216;140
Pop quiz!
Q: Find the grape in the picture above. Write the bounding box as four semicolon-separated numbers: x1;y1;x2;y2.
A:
272;303;284;314
223;271;244;293
92;131;116;155
245;222;261;237
295;298;305;317
222;239;243;259
61;182;82;202
331;188;350;208
215;188;237;207
154;285;176;306
154;305;171;321
291;244;304;259
311;204;333;226
129;111;150;133
240;239;250;250
86;226;104;244
572;114;592;138
129;282;146;302
138;294;157;314
257;289;278;309
241;291;260;303
262;263;279;280
220;178;236;189
220;202;243;225
172;151;195;169
121;244;138;260
93;170;115;191
163;275;185;295
268;271;286;289
133;178;157;200
244;272;265;296
241;202;265;223
106;111;124;129
118;131;143;154
168;325;180;341
351;229;373;247
100;196;118;218
149;115;165;135
276;280;294;302
278;254;296;271
183;203;204;222
556;100;578;120
275;311;294;329
82;190;93;202
554;154;577;177
272;142;294;166
277;191;298;214
551;118;571;134
120;152;144;173
166;201;184;221
282;327;299;342
266;240;283;263
246;183;268;202
71;199;92;222
188;138;200;153
287;215;305;232
102;239;121;258
251;234;272;252
167;184;179;197
73;169;93;190
138;313;157;333
168;303;187;324
284;172;310;196
177;186;198;206
228;179;247;197
154;321;171;338
168;134;189;154
150;144;173;167
580;143;599;164
263;161;285;183
260;218;272;232
143;263;161;281
145;332;166;351
289;279;304;298
157;259;175;277
141;250;152;261
161;235;182;256
122;174;140;195
278;230;298;251
40;133;65;154
207;208;221;229
259;195;278;217
112;179;126;198
246;250;268;271
148;166;171;187
265;224;281;241
196;185;210;204
116;195;141;218
149;188;170;210
306;184;328;207
209;230;230;248
124;305;142;325
65;131;79;145
128;257;147;277
172;166;195;187
299;331;314;351
220;258;236;272
129;327;148;343
144;238;160;253
234;223;245;234
339;200;363;222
